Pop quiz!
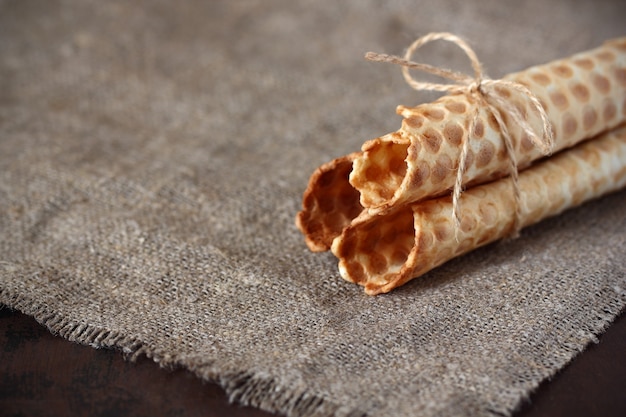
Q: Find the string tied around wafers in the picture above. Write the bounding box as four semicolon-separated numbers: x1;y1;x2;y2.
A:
365;32;555;239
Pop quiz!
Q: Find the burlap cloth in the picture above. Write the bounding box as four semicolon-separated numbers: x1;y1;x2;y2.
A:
1;1;625;416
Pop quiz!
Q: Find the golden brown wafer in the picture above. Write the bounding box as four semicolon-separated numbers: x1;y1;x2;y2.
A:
295;152;363;251
332;124;626;295
350;38;626;211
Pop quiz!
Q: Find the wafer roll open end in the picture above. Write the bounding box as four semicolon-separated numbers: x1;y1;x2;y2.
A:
350;131;412;209
330;205;420;295
295;152;364;251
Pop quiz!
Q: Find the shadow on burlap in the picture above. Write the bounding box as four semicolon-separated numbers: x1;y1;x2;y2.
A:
1;1;625;416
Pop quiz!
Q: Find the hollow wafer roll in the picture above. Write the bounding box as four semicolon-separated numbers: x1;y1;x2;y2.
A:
295;152;363;251
331;124;626;295
351;37;626;211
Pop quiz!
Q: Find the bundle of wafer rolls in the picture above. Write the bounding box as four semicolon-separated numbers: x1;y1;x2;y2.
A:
296;34;626;295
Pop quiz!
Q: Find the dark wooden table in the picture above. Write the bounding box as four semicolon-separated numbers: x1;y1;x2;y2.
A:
1;306;625;417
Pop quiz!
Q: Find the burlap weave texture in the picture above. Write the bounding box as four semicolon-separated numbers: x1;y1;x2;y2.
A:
1;1;625;416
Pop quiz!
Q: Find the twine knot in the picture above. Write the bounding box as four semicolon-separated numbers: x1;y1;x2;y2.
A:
366;32;554;238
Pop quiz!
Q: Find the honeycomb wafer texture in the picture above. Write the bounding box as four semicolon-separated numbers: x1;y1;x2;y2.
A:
295;152;363;251
350;37;626;211
332;125;626;295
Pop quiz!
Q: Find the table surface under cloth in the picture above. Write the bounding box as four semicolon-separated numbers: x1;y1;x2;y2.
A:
1;308;626;416
1;1;625;417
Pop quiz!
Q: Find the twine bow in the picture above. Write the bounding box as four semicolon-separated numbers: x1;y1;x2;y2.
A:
366;32;554;238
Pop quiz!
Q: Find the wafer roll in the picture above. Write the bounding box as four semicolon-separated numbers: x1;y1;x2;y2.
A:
331;124;626;295
351;38;626;210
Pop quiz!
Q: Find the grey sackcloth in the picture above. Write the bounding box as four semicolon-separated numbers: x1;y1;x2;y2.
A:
1;1;625;416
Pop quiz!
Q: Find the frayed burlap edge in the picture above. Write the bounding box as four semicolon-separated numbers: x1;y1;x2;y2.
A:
0;286;367;417
1;283;624;417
